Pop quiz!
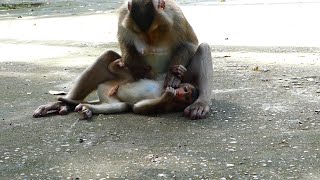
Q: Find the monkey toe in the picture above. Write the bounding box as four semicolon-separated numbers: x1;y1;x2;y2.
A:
33;101;69;117
33;109;42;118
33;108;43;118
33;105;49;118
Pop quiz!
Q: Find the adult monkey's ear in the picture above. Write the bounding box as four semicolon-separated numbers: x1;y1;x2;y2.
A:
159;0;166;9
153;0;165;10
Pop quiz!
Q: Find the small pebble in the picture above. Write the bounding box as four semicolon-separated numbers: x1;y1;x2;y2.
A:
226;163;234;167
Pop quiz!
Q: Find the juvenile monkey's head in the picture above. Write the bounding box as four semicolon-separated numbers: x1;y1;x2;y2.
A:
174;83;199;105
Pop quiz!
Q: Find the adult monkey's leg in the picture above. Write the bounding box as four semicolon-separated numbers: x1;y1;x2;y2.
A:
65;50;120;100
33;50;121;118
183;43;213;120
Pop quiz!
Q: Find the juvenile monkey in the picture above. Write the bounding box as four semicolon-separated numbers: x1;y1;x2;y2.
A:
34;0;213;120
57;58;133;119
59;60;199;119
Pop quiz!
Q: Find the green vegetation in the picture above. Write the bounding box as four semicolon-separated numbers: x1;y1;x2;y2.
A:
0;2;44;10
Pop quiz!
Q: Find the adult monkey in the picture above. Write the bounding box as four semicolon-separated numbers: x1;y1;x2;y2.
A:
33;0;213;120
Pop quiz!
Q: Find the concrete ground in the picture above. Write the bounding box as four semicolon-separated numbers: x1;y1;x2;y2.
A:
1;0;320;179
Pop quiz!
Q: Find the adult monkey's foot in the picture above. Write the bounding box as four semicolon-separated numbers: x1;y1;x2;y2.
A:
33;101;70;118
183;100;209;120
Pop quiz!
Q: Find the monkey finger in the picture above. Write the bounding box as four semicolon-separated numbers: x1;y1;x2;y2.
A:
172;77;181;88
170;66;178;73
193;105;209;119
178;67;187;74
170;78;176;87
165;87;176;97
184;104;202;120
195;106;204;120
176;65;187;73
163;74;172;88
58;105;69;115
171;65;179;70
75;104;83;112
176;70;185;78
201;106;209;118
190;107;199;120
200;109;208;119
171;65;185;70
167;76;175;87
195;107;205;120
183;106;192;117
172;70;186;79
171;65;185;75
163;79;168;88
165;86;173;92
171;69;182;78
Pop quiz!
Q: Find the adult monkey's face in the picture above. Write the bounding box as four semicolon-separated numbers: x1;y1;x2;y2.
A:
128;0;156;32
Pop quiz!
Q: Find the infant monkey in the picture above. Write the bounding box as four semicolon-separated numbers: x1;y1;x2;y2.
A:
133;83;199;115
59;59;199;119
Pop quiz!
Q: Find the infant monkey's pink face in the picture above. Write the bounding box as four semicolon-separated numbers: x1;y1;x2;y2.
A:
174;83;196;104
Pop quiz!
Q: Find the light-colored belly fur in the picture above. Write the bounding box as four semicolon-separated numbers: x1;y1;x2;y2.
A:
117;79;164;105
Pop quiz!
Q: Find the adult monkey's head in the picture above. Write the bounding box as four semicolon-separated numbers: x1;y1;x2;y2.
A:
128;0;166;32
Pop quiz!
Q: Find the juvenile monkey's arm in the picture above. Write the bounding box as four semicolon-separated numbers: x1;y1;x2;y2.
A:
132;87;175;114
